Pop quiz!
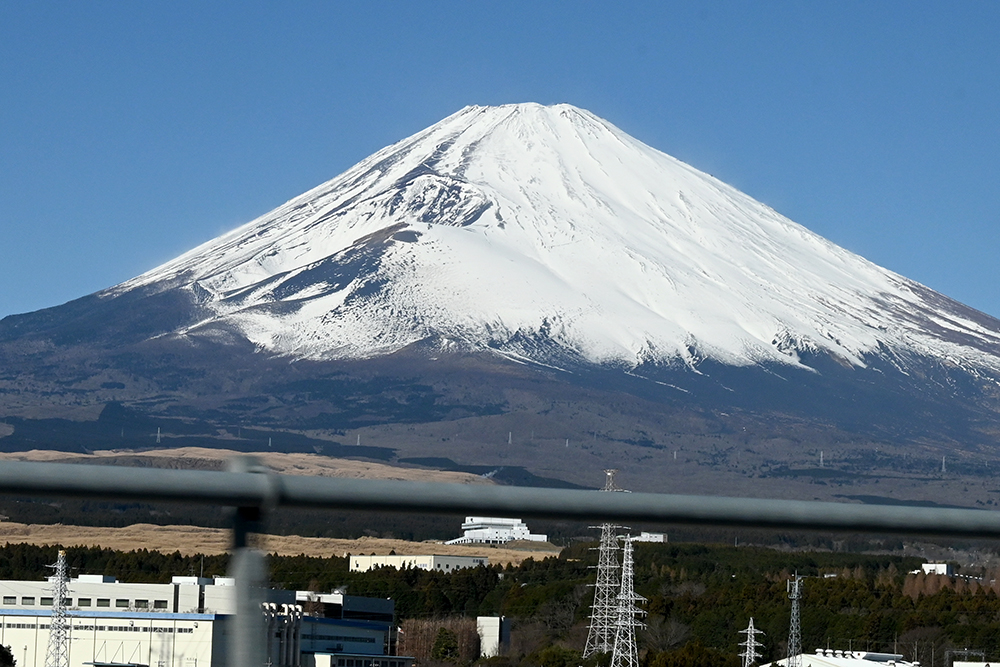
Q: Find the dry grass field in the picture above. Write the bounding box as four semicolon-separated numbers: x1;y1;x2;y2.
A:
0;521;558;566
0;446;492;483
0;447;559;566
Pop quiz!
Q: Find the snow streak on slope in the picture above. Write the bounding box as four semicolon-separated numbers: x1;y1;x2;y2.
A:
111;104;1000;375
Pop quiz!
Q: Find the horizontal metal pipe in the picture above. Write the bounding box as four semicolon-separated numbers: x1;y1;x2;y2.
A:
0;458;998;537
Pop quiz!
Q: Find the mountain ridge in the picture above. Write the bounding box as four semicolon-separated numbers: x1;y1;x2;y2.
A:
2;103;1000;500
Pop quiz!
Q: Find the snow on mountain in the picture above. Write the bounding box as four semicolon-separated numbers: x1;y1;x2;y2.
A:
110;103;1000;376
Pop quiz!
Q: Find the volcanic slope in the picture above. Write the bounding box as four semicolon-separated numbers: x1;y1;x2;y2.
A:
2;103;1000;494
107;104;1000;373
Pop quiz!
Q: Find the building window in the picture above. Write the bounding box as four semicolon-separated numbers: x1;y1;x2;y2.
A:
21;597;35;605
135;599;149;608
115;599;129;608
40;597;54;606
97;598;111;607
2;596;14;605
78;598;92;607
154;599;168;609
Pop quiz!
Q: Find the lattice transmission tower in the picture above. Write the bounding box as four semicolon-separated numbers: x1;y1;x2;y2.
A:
610;536;645;667
583;469;625;658
786;574;803;667
739;617;765;667
44;550;70;667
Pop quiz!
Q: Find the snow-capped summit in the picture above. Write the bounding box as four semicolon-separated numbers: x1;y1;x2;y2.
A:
111;103;1000;376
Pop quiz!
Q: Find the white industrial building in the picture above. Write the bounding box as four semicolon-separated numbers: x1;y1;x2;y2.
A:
631;532;667;543
476;616;510;658
0;573;411;667
763;650;919;667
349;554;488;573
445;517;547;545
1;574;291;615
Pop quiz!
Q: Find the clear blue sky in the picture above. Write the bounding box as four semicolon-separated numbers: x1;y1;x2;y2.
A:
2;2;998;318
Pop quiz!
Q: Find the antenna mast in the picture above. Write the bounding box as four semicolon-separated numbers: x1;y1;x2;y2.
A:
787;574;803;667
583;469;624;658
610;535;646;667
44;550;70;667
739;617;765;667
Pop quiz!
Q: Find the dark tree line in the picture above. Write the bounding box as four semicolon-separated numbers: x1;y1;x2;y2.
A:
4;541;1000;666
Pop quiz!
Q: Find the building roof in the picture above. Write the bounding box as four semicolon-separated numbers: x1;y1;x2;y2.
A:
0;609;218;620
764;651;917;667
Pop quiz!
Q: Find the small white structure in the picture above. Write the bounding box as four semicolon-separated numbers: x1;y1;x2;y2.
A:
632;532;667;543
445;517;547;545
477;616;510;658
349;554;488;573
921;563;954;576
954;662;994;667
762;650;918;667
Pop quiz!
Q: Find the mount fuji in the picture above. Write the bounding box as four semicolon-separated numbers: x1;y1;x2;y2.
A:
3;103;1000;496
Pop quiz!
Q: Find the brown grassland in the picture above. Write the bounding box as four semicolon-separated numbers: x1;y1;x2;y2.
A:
0;447;559;566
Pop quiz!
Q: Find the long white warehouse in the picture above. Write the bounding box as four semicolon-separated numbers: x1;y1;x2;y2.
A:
349;555;488;573
0;574;410;667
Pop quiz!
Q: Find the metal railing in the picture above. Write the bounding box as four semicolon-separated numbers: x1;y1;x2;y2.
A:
1;458;998;536
2;457;999;667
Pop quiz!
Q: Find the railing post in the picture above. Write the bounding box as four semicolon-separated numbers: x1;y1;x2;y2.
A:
227;457;271;667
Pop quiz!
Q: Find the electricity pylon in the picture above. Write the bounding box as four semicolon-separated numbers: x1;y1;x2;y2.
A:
739;617;765;667
787;574;803;667
610;536;646;667
44;550;70;667
583;469;625;658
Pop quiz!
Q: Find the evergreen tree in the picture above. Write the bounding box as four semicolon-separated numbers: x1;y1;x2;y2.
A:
431;627;460;663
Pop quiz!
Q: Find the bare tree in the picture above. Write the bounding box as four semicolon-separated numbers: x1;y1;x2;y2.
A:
641;614;690;653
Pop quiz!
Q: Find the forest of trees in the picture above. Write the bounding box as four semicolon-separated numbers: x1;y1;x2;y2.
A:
2;541;999;666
